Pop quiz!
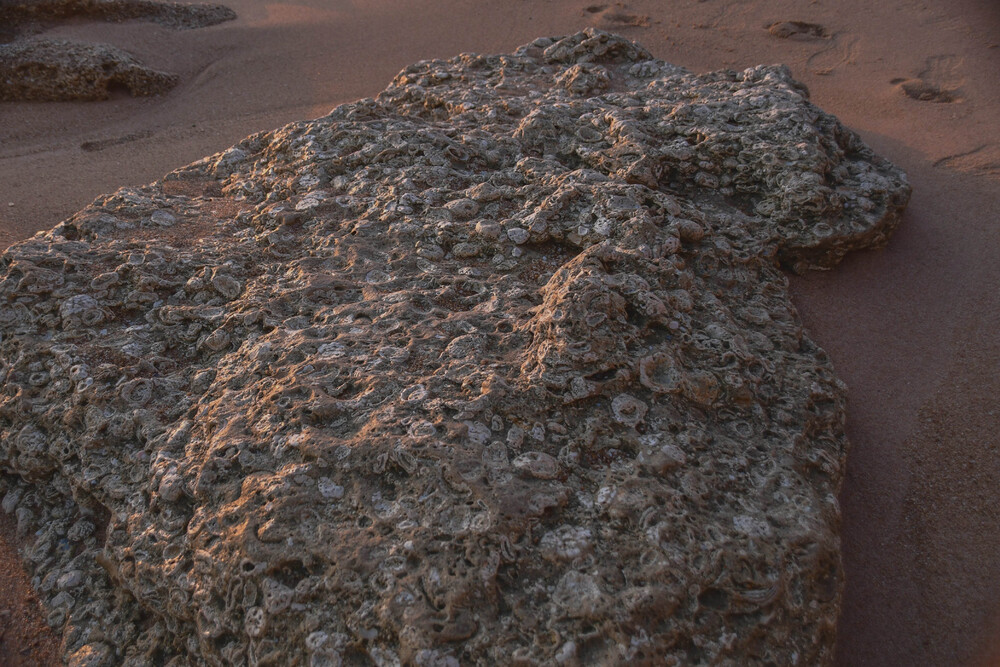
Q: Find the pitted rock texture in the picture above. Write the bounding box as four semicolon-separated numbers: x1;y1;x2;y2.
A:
0;30;909;666
0;38;179;101
0;0;235;101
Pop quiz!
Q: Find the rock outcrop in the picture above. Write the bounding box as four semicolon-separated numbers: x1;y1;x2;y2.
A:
0;0;234;101
0;0;235;31
0;30;909;666
0;38;179;101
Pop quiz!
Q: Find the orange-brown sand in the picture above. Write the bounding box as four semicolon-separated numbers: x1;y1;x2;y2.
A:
1;0;998;664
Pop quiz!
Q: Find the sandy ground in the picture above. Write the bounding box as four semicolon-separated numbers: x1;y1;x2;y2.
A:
1;0;999;664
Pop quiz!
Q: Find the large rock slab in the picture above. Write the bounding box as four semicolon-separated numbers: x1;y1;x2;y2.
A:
0;30;909;666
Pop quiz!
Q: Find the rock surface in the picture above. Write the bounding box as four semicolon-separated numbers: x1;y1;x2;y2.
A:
0;0;235;31
0;0;235;101
0;30;909;666
0;38;179;101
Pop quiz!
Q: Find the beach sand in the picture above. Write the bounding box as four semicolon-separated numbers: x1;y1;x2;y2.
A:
1;0;998;664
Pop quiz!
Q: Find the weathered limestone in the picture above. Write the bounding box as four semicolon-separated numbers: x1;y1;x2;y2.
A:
0;30;908;666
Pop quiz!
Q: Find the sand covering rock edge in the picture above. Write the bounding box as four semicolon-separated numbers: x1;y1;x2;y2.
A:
0;30;908;666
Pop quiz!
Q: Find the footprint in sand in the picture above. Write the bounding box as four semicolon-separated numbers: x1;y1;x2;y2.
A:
80;130;154;153
933;144;1000;180
894;54;964;103
767;21;828;40
583;3;650;29
806;33;860;76
765;20;857;76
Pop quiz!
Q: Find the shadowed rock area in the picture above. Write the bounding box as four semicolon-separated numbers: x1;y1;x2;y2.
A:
0;0;234;101
0;30;908;666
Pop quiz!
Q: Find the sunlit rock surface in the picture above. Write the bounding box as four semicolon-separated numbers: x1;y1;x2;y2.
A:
0;30;908;666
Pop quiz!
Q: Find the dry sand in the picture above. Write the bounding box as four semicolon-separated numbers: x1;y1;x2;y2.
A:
1;0;999;664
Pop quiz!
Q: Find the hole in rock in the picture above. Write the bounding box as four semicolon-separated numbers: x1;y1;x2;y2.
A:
106;79;133;100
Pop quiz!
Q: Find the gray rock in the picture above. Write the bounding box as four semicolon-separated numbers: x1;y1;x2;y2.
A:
0;30;908;666
0;0;235;102
0;0;235;34
0;38;178;101
57;569;84;589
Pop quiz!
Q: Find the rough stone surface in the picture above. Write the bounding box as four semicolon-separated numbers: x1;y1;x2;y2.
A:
0;0;235;101
0;0;236;33
0;30;909;666
0;38;179;101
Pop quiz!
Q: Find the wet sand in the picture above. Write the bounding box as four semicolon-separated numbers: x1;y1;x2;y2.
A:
1;0;999;664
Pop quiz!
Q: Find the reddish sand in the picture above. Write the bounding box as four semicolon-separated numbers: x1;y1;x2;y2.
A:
1;0;998;664
0;512;62;665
